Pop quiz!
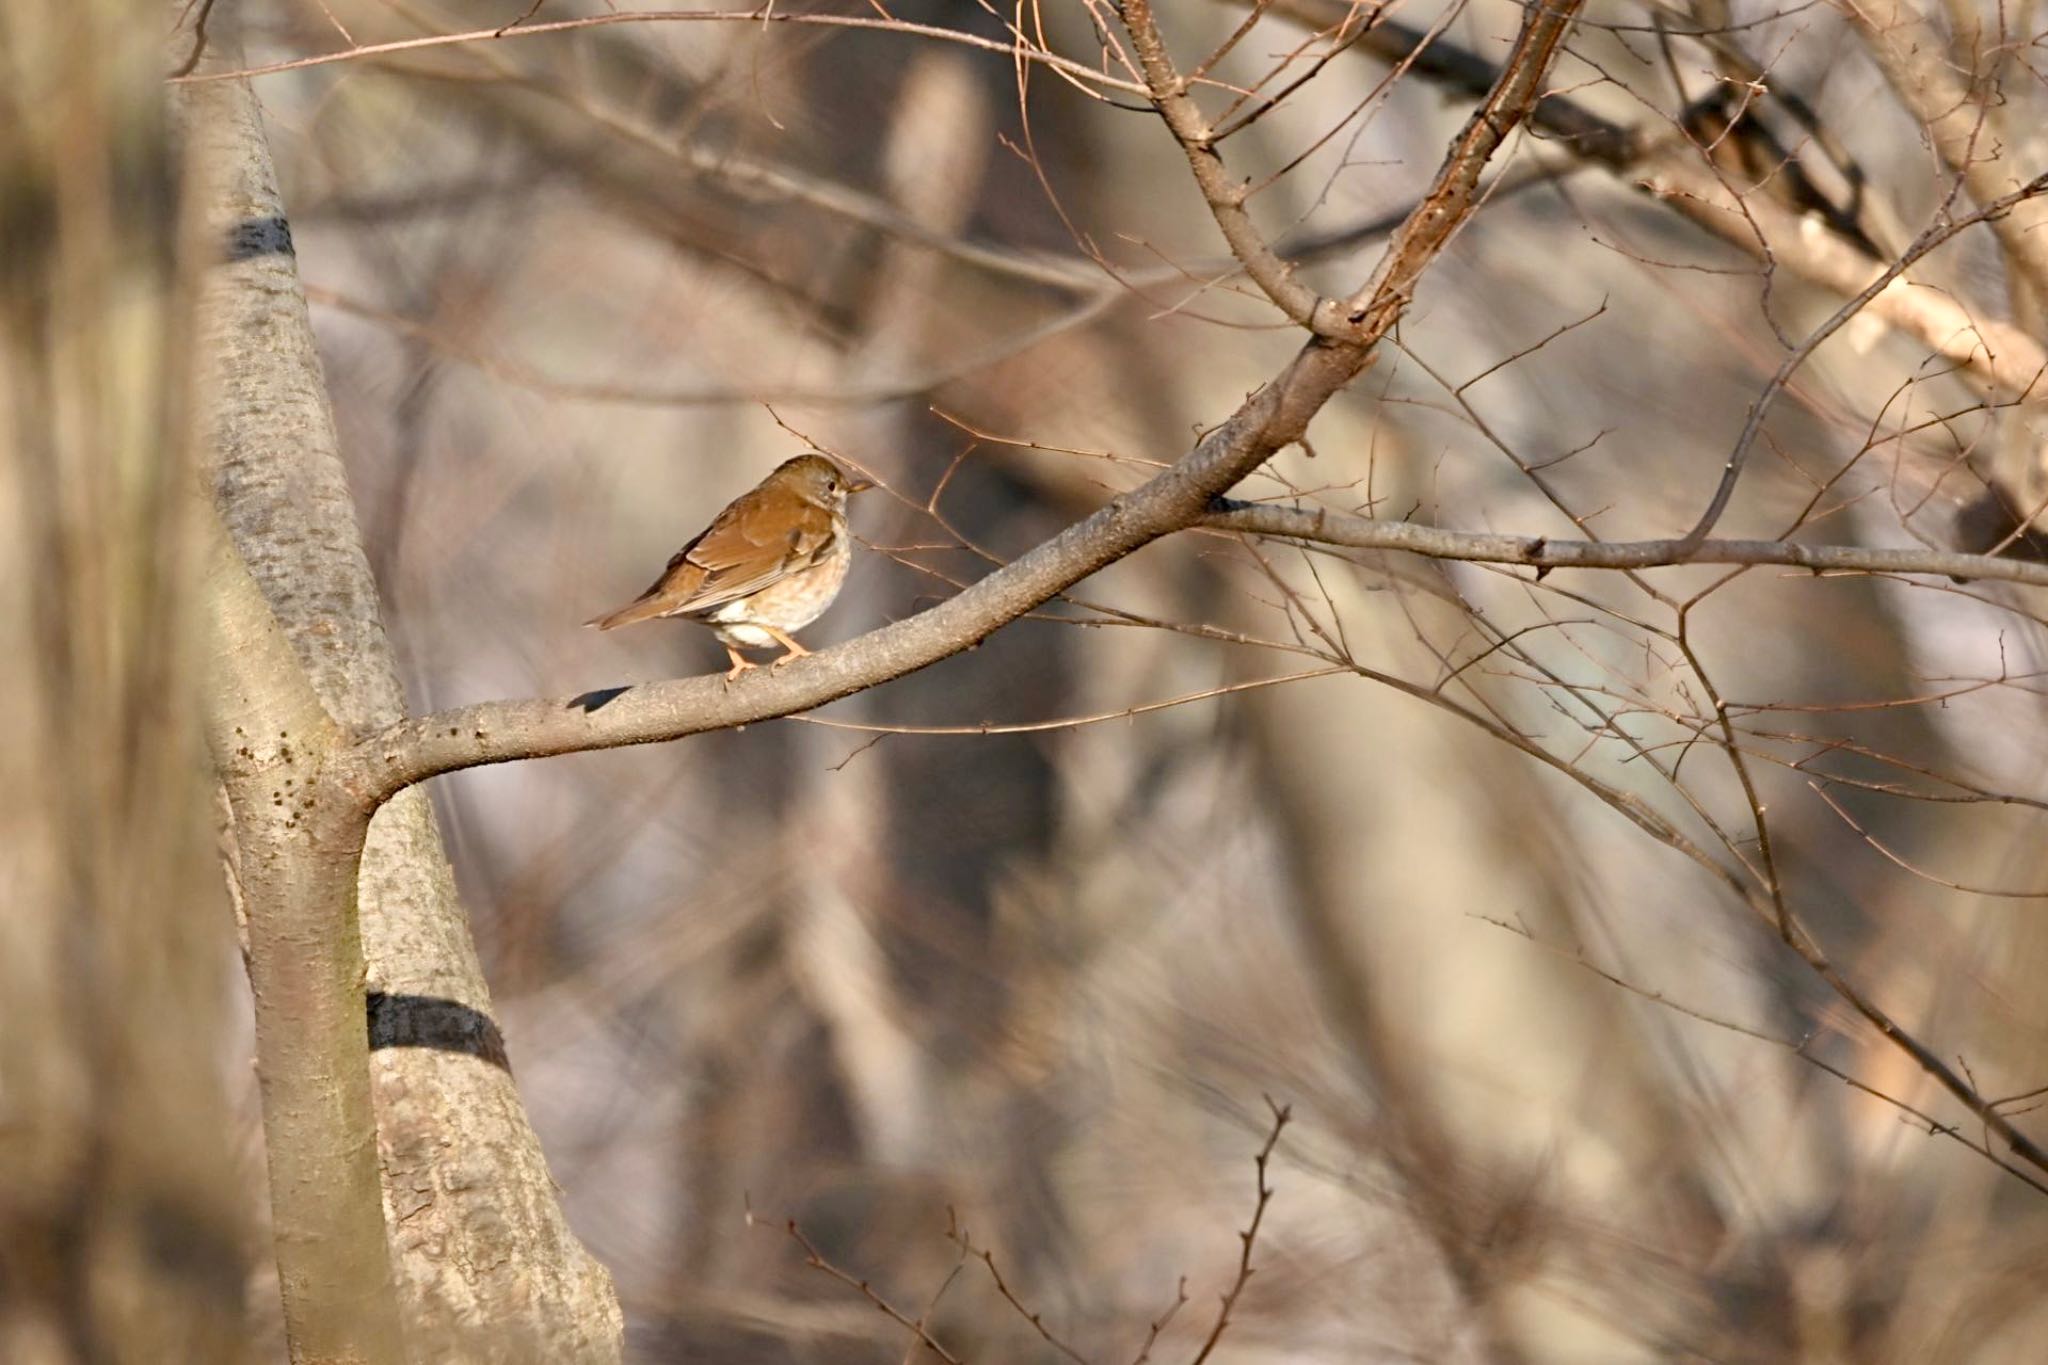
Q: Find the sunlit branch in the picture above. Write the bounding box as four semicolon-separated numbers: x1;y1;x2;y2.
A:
1202;499;2048;587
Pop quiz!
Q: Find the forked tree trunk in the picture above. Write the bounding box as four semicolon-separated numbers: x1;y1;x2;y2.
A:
183;9;623;1361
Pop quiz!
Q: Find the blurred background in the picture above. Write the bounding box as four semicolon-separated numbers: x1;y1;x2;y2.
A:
13;0;2048;1359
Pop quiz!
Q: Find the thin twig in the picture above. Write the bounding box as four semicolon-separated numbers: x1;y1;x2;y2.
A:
773;1216;968;1365
1189;1097;1291;1365
946;1211;1091;1365
1128;1277;1188;1365
168;8;1150;96
1473;915;2048;1199
1674;168;2048;553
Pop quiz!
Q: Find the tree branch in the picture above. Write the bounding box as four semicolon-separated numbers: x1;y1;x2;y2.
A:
1202;498;2048;586
1118;0;1327;325
345;349;1352;803
340;0;1589;812
1258;0;2048;403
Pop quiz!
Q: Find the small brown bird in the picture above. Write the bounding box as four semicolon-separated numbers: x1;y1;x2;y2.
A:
586;453;873;678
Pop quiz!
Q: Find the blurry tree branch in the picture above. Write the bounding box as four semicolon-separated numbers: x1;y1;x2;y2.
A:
1251;0;1637;162
1665;168;2048;550
1847;0;2048;309
1626;146;2046;407
304;279;1129;407
376;2;1104;294
1259;0;2048;404
1638;151;2048;402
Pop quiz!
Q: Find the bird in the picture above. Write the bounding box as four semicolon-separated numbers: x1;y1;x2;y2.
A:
586;453;873;679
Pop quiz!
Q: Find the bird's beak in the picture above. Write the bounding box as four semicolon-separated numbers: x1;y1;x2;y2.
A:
844;475;877;494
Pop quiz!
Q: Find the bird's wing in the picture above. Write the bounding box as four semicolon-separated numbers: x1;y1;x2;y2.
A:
650;490;840;614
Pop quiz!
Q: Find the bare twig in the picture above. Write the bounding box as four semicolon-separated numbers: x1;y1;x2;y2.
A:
947;1212;1092;1365
1475;915;2048;1199
167;8;1151;96
775;1217;968;1365
1265;609;2048;1191
1674;168;2048;553
1189;1098;1291;1365
1808;781;2048;898
1847;0;2048;307
787;668;1349;738
1129;1278;1189;1365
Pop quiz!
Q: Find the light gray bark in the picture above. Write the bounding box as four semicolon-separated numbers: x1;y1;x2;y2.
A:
202;530;403;1365
183;12;622;1362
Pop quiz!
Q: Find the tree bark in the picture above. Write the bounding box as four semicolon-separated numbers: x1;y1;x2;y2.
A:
183;10;623;1361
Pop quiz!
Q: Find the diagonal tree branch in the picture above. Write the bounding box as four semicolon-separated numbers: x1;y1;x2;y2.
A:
345;342;1359;803
339;0;1590;811
1118;0;1327;325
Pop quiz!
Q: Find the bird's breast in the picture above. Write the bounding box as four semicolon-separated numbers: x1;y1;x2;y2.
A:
706;537;852;634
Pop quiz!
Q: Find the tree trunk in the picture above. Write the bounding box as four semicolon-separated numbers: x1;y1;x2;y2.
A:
183;10;623;1360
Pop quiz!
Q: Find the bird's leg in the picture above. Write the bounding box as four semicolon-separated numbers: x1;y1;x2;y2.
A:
762;626;812;669
722;644;759;684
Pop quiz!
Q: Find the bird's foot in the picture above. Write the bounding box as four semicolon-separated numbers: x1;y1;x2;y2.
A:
766;628;812;669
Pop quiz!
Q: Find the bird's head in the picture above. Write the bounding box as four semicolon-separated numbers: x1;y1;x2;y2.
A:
774;453;875;506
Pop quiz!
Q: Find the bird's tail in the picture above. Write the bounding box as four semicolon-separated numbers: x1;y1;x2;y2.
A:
584;595;673;631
